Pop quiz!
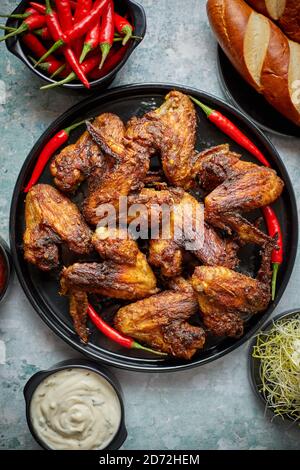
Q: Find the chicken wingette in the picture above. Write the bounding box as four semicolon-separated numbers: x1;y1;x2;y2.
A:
114;289;205;359
61;227;158;300
191;242;273;338
197;145;284;246
50;113;124;193
23;184;92;271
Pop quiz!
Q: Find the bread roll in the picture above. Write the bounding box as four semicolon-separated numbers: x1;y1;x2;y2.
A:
207;0;300;126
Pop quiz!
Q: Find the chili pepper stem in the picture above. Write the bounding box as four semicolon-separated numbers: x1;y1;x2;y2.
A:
271;262;280;301
40;71;75;90
50;64;66;79
34;39;64;67
64;120;86;135
79;43;92;64
189;96;213;117
121;25;132;45
0;25;17;32
0;23;27;42
132;341;168;356
0;13;30;19
99;43;111;69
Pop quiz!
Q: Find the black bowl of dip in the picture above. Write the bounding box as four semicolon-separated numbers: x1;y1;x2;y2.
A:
24;359;127;450
0;235;12;303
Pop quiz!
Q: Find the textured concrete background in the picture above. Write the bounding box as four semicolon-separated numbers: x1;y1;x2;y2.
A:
0;0;299;450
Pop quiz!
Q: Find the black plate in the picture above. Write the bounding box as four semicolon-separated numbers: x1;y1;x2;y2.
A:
248;309;300;422
9;83;298;372
217;46;300;138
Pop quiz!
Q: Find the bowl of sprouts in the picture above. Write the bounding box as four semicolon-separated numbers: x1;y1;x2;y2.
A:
249;310;300;424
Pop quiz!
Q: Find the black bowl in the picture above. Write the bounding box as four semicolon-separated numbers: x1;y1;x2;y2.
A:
9;83;298;372
24;358;127;450
249;309;300;422
5;0;146;91
0;235;12;303
217;46;300;138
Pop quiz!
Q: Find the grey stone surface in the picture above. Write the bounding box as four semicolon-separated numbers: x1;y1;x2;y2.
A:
0;0;299;450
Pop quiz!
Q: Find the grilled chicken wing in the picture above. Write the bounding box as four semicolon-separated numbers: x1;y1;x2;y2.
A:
191;242;273;338
24;184;92;271
152;90;198;188
197;145;284;245
61;227;158;300
114;290;205;359
129;188;238;277
50;115;119;193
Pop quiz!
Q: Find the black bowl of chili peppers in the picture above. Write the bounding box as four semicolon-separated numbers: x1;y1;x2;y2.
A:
2;0;146;91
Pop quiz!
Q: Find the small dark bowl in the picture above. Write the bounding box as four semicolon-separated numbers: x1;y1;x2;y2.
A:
24;359;127;450
0;235;12;303
249;309;300;422
5;0;146;91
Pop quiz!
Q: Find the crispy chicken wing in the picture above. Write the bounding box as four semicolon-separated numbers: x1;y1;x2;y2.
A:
129;188;239;277
114;290;205;359
24;184;92;271
152;91;198;188
61;227;158;300
50;114;123;193
191;242;273;338
197;145;284;245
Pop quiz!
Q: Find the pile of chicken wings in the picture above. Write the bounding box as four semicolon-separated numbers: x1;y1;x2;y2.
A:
23;91;284;359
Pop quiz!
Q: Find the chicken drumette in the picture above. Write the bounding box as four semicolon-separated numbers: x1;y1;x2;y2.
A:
24;184;92;271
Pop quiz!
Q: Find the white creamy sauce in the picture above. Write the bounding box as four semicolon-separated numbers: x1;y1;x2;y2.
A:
30;368;121;450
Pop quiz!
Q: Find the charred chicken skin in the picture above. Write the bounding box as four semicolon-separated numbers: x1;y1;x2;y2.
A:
61;227;158;301
24;184;92;271
114;289;205;359
191;242;273;338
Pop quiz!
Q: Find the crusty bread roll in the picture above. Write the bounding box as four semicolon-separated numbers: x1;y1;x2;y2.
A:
207;0;300;126
246;0;300;43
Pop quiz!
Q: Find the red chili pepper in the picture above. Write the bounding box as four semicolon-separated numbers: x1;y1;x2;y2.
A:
35;0;108;64
89;44;129;79
79;21;100;63
262;206;283;301
190;97;271;167
73;0;93;58
41;53;100;89
99;0;114;69
38;0;90;88
24;120;85;193
114;12;133;45
0;13;46;42
29;1;78;14
34;26;51;41
87;305;167;355
22;33;63;75
55;0;73;31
